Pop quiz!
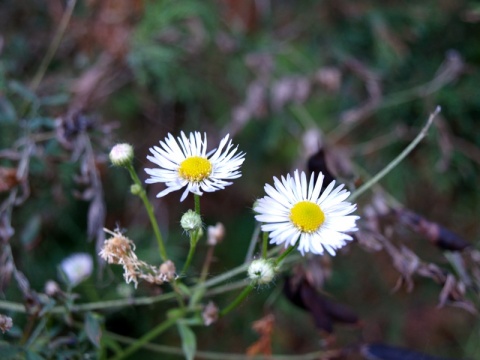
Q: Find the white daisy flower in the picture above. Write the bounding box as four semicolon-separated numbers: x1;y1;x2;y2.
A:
254;170;359;256
145;132;245;202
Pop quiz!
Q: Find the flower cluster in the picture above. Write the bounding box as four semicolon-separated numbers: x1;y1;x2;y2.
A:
99;229;177;288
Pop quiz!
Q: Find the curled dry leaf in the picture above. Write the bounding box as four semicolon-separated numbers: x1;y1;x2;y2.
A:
246;314;275;356
283;275;359;334
396;209;470;251
0;167;19;193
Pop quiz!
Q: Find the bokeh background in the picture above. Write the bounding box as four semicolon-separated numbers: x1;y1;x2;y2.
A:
1;0;480;358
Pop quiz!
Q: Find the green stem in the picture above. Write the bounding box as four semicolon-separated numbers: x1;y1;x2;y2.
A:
181;194;202;275
111;310;184;360
20;0;77;117
348;106;441;202
274;240;300;266
219;283;254;317
126;164;168;262
194;194;201;215
181;232;198;275
262;232;269;259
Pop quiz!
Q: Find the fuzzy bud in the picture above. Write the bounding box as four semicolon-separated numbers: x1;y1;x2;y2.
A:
248;259;275;285
109;143;134;167
180;210;202;233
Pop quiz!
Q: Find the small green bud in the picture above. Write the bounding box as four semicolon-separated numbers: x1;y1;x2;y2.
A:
130;184;142;196
248;259;275;285
109;143;134;167
180;210;202;233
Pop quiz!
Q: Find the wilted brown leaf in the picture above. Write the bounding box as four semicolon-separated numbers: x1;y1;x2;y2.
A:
246;314;275;356
0;167;19;193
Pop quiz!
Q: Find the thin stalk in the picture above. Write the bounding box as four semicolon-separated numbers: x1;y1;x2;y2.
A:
194;194;201;215
274;240;300;266
349;106;441;202
104;328;333;360
0;248;288;316
199;245;215;283
244;223;261;263
126;164;168;262
219;283;254;317
30;0;77;91
111;310;184;360
181;231;198;275
262;232;269;259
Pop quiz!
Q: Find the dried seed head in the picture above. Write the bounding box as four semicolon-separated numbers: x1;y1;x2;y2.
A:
159;260;177;281
0;314;13;333
202;301;219;326
99;231;136;264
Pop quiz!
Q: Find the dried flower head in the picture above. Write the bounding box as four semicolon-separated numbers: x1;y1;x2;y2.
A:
0;314;13;333
99;229;137;264
202;301;219;326
99;228;178;288
159;260;177;282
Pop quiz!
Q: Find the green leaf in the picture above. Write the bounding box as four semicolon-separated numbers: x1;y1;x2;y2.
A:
0;97;17;123
176;282;192;297
0;344;23;359
177;322;196;360
25;351;45;360
84;312;103;348
20;215;41;248
8;80;38;102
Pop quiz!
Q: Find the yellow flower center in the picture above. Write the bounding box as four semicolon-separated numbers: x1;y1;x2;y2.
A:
290;201;325;233
179;156;212;182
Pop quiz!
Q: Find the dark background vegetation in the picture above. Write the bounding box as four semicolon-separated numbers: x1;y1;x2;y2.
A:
1;0;480;359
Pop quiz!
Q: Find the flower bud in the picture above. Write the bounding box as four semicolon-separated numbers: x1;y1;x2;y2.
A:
130;184;142;196
248;259;275;285
45;280;61;297
180;210;202;233
109;143;134;167
207;222;225;246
